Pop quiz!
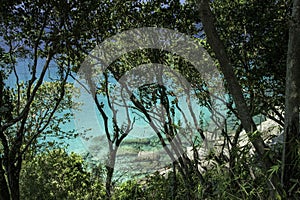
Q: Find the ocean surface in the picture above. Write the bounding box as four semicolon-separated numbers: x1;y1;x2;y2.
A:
6;59;234;180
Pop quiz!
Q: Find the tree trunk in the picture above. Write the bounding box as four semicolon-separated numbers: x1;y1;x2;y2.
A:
171;163;177;200
105;166;114;199
0;159;21;200
8;165;21;200
281;0;300;196
105;148;117;199
0;159;10;200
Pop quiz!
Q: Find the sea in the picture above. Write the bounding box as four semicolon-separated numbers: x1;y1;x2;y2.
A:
5;57;261;180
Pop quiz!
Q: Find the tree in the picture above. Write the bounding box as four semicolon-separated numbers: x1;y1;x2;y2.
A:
210;0;289;126
193;0;300;197
196;0;267;165
195;0;286;196
281;0;300;196
0;79;76;200
0;1;203;199
0;0;97;199
84;70;135;198
75;1;203;198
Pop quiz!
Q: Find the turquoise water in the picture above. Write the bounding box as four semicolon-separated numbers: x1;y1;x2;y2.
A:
4;59;87;153
71;74;227;180
4;56;269;183
5;60;229;180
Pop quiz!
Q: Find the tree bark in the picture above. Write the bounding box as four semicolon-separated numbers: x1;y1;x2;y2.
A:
7;157;22;200
105;149;116;199
0;158;10;200
281;0;300;195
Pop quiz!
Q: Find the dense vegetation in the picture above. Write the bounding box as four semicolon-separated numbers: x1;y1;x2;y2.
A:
1;0;300;199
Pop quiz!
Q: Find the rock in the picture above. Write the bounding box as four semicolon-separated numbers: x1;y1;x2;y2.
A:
136;151;160;161
185;117;282;171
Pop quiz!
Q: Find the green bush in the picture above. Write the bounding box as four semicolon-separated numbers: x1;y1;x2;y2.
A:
20;149;105;200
